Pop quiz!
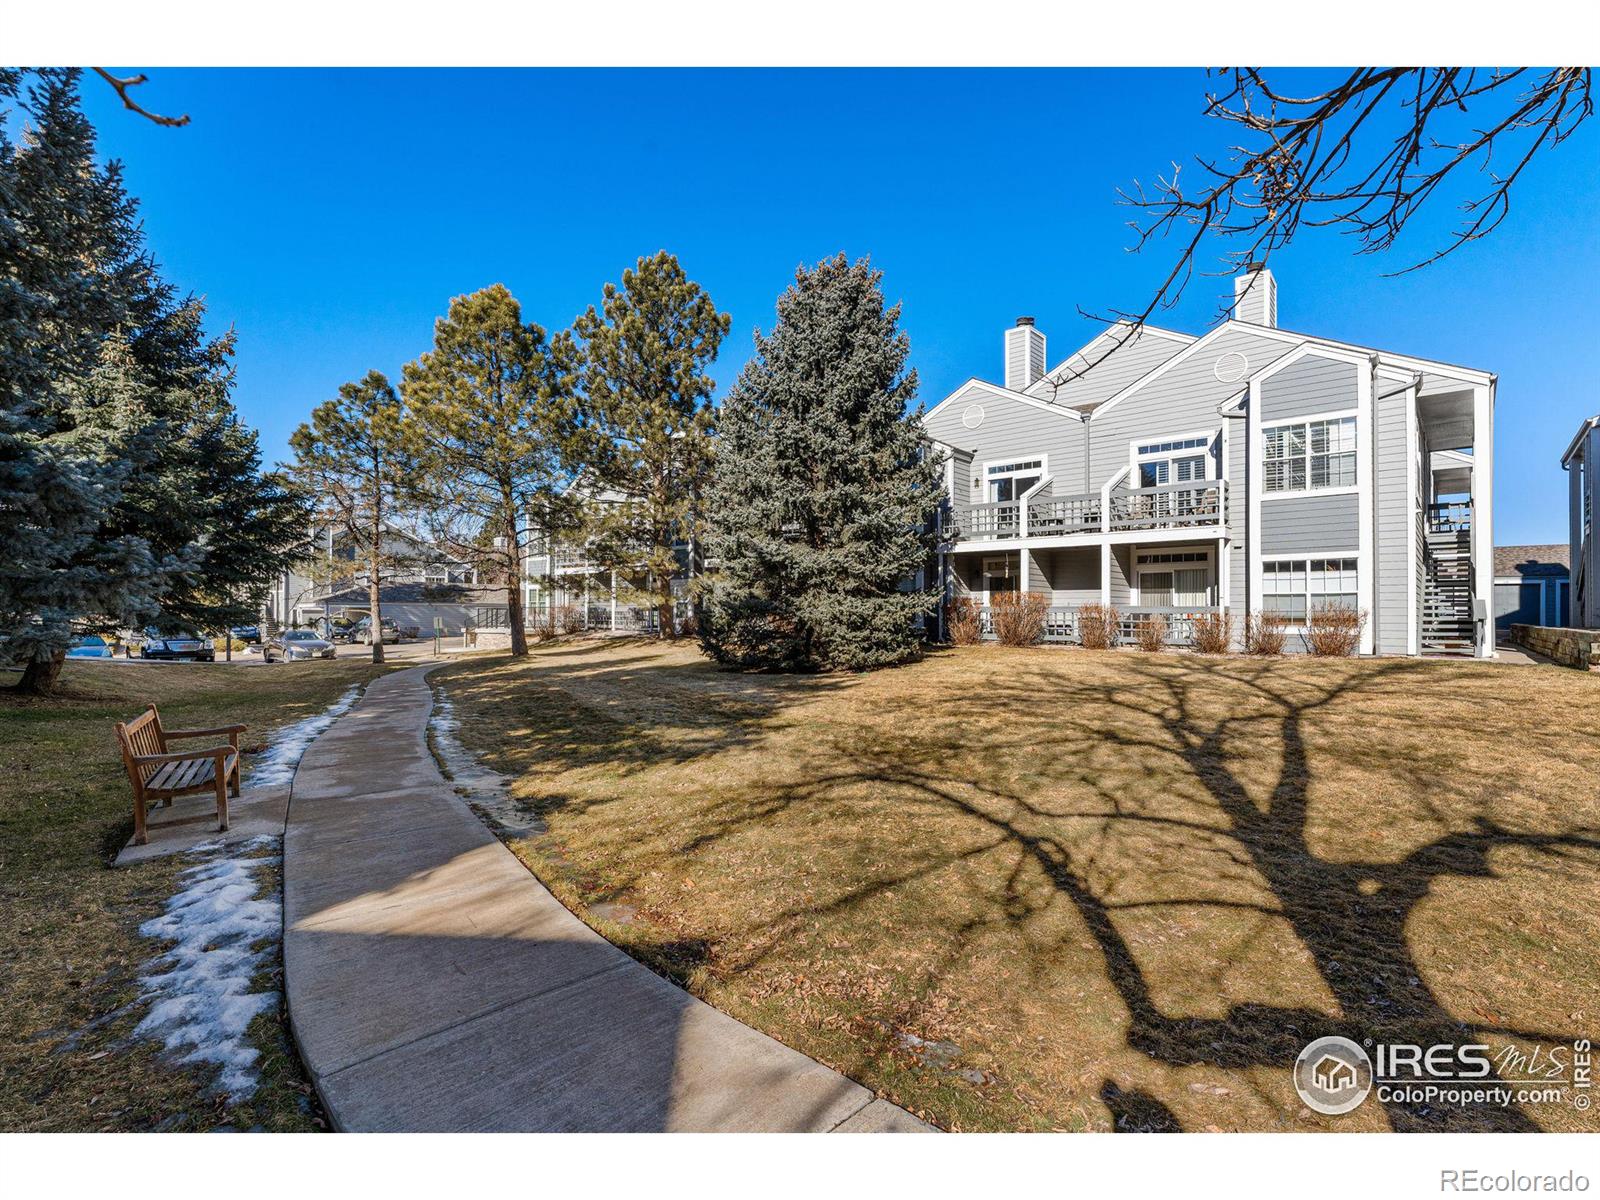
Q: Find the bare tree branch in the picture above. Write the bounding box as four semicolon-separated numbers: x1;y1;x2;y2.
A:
1046;67;1591;402
91;68;190;127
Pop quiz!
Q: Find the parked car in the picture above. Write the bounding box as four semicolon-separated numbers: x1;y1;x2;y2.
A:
66;634;116;659
327;619;358;644
230;624;262;644
138;627;215;662
263;629;338;662
353;616;402;645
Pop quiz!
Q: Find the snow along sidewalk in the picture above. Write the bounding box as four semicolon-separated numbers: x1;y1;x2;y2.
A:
282;664;929;1132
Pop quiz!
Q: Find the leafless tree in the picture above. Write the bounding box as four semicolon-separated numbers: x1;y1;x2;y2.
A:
1048;68;1592;394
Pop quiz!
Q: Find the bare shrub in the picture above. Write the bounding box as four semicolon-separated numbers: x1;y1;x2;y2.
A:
1189;610;1233;655
992;591;1047;647
1305;604;1367;656
1078;603;1121;650
1134;613;1169;652
555;603;583;635
1244;610;1289;656
947;597;983;646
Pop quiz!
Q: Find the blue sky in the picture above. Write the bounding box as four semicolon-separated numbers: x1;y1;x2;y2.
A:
81;67;1599;545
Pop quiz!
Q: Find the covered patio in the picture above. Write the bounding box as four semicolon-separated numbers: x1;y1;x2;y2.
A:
946;537;1226;645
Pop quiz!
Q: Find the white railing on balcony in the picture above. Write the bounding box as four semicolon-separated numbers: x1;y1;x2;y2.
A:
962;501;1020;539
564;600;694;634
955;481;1225;541
1026;492;1102;536
1108;481;1226;531
972;604;1223;646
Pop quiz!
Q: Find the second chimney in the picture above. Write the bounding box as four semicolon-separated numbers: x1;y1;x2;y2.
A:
1005;316;1046;390
1233;264;1278;327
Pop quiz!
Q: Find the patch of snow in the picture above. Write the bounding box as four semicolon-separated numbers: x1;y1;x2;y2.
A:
428;683;541;833
132;836;282;1102
246;685;360;787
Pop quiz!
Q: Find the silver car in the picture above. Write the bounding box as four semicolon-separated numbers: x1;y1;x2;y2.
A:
263;629;338;662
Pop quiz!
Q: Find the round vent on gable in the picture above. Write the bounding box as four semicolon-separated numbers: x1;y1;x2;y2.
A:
1214;351;1249;383
961;403;985;429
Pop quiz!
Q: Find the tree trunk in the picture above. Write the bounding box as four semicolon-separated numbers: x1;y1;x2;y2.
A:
368;567;385;664
507;579;528;656
15;647;66;696
656;573;676;640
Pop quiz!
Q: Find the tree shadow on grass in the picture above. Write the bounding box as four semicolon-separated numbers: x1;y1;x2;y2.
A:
450;645;1600;1131
437;645;859;810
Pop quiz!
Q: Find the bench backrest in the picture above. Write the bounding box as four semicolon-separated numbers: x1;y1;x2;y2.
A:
115;705;167;788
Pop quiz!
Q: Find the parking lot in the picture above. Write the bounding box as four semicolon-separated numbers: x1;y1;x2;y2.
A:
78;637;464;668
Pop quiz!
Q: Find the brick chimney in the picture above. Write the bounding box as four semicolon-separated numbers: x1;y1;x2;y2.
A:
1005;316;1046;390
1233;264;1278;327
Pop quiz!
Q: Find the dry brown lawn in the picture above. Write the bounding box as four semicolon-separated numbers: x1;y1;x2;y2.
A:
435;639;1600;1133
0;658;395;1131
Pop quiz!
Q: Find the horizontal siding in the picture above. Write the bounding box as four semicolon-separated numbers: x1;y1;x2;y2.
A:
1108;545;1133;606
1375;381;1412;653
1005;333;1028;390
1259;354;1358;422
1260;493;1359;555
1025;326;1188;412
923;383;1087;495
1025;548;1051;596
1086;326;1293;489
1038;548;1100;604
1227;414;1248;620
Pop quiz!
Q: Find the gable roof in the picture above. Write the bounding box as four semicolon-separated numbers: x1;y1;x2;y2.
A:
1024;321;1194;414
1495;545;1570;578
923;377;1086;425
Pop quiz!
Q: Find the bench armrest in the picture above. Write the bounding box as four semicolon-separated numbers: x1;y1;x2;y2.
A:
164;724;247;739
133;746;237;766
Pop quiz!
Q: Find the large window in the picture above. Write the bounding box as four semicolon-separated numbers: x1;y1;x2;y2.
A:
985;457;1043;503
1135;433;1214;489
1262;557;1358;622
1263;416;1356;493
1136;551;1213;607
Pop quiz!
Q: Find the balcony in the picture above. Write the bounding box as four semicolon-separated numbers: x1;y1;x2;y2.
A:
954;479;1226;543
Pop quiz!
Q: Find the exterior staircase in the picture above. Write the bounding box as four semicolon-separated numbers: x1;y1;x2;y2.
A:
1423;503;1475;656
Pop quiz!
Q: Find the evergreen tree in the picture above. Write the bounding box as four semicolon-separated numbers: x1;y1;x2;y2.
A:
0;69;309;693
402;284;579;657
572;251;729;637
289;371;425;664
700;254;941;671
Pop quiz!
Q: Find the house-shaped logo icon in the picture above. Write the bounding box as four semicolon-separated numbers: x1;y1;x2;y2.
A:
1293;1036;1374;1115
1312;1054;1357;1093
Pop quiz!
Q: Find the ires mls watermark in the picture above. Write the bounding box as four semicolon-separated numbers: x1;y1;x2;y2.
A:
1292;1035;1592;1116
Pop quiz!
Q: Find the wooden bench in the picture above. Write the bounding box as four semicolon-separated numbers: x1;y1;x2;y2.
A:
115;705;246;845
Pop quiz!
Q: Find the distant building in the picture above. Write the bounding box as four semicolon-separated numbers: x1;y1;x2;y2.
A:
264;523;507;636
1493;544;1570;639
1564;414;1599;628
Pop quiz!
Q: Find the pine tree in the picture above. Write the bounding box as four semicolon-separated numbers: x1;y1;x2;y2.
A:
289;371;425;664
1;69;310;693
572;252;729;637
701;254;941;671
402;284;579;657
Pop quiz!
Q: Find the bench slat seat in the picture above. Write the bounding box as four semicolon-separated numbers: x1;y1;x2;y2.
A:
115;705;245;846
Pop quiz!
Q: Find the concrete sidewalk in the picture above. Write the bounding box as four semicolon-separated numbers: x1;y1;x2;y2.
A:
282;665;928;1132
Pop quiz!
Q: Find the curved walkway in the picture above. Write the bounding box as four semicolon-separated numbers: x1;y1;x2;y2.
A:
282;665;927;1132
